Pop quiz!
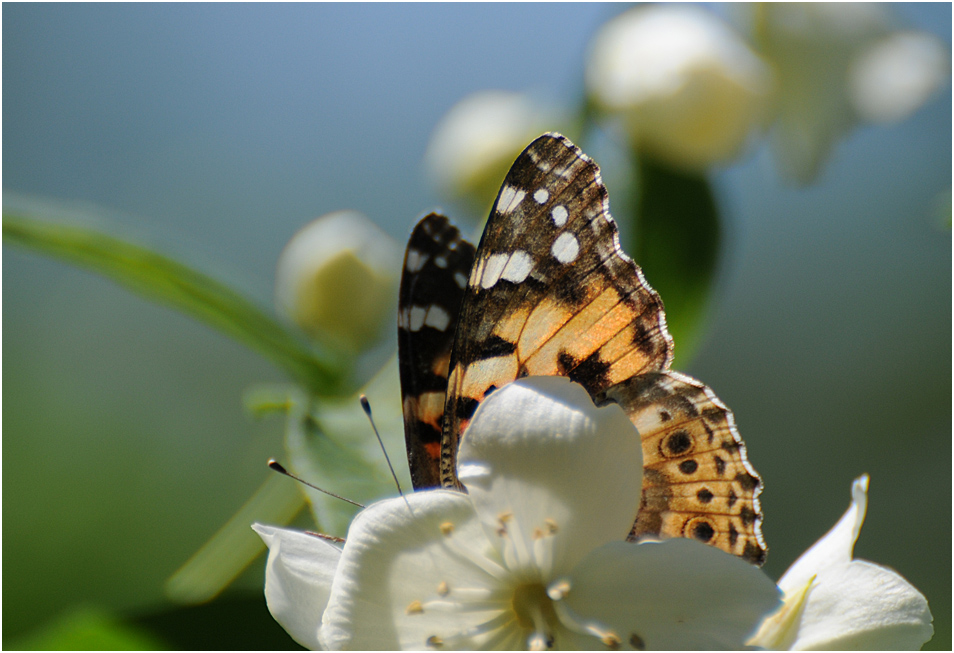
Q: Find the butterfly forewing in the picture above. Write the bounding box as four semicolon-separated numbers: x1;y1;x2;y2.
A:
398;213;475;490
440;134;673;488
400;133;766;565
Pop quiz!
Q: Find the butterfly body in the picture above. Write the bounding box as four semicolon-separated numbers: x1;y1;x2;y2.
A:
398;133;766;565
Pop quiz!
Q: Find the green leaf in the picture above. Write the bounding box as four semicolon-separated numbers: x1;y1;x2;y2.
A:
8;606;166;651
630;155;721;365
3;207;348;396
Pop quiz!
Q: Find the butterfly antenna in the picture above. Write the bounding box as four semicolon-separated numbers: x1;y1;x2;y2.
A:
267;459;364;508
305;531;346;544
360;394;405;498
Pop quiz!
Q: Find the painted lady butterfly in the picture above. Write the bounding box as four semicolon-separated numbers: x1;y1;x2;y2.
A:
398;133;765;565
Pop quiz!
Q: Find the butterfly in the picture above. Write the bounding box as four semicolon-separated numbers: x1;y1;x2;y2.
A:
397;133;765;565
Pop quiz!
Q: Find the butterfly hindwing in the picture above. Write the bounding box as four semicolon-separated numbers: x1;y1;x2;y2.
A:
597;370;765;564
400;133;766;565
398;213;476;490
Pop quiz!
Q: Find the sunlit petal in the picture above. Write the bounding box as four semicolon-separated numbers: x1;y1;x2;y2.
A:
563;538;780;650
253;523;342;650
319;490;517;650
458;377;643;578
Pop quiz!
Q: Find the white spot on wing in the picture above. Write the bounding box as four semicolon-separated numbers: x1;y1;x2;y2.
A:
405;249;427;272
497;186;526;214
501;250;533;283
434;255;448;268
551;232;580;264
551;205;568;227
409;306;427;331
454;272;468;288
534;188;549;204
424;305;450;331
480;253;509;289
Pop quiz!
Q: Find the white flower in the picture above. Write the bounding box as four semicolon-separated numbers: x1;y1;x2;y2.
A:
275;210;400;353
748;475;933;650
585;5;773;171
848;31;949;124
753;4;949;182
425;91;559;210
256;377;781;650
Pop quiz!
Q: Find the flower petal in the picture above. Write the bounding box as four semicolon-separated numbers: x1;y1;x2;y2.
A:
319;491;516;650
759;475;934;650
457;377;643;578
777;475;868;595
252;523;343;650
560;538;781;650
784;560;933;650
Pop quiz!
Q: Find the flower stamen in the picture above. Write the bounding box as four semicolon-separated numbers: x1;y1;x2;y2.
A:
547;579;571;600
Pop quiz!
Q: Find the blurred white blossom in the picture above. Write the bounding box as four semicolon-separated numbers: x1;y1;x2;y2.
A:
586;5;773;171
848;31;949;124
275;210;400;353
753;3;949;182
749;475;933;650
425;91;558;209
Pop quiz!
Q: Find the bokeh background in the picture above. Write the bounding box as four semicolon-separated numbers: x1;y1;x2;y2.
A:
4;3;950;649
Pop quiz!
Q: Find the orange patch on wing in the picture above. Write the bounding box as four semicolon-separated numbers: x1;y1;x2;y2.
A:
517;300;573;360
606;331;664;384
424;441;441;461
523;287;622;371
560;289;628;362
493;307;531;344
458;355;519;398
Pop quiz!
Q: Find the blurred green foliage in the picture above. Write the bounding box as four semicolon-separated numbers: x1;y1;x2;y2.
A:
629;157;721;365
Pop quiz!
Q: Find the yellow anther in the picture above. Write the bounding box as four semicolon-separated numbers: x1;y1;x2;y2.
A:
439;521;454;536
426;635;444;648
437;581;450;596
497;511;513;537
547;579;571;600
545;518;558;534
602;632;621;649
406;600;424;615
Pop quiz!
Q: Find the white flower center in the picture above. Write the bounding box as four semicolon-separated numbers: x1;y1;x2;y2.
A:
512;582;560;649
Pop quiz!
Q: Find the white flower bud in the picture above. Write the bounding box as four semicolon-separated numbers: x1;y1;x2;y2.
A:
753;4;947;182
849;31;949;124
586;5;773;171
275;211;399;352
425;91;556;208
